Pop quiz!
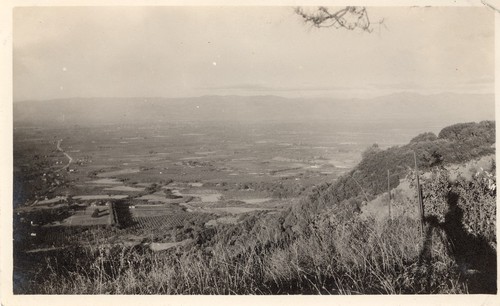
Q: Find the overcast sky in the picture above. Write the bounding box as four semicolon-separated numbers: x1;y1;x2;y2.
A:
13;6;494;101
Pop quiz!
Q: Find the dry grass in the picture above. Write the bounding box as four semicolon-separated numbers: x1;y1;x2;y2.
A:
21;209;474;294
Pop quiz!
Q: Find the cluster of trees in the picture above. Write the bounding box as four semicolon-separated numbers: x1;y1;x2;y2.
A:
111;200;135;228
438;121;495;143
213;180;310;199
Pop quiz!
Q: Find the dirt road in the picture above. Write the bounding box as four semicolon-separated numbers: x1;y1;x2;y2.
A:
56;139;73;171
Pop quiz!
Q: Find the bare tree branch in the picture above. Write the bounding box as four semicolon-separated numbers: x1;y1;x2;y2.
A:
295;6;384;33
481;0;500;13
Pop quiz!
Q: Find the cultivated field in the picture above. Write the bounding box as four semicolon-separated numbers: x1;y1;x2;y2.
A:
13;121;414;256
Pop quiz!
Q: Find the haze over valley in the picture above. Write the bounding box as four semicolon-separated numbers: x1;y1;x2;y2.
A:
14;92;494;128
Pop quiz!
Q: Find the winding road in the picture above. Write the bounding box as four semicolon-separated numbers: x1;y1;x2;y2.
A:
56;139;73;171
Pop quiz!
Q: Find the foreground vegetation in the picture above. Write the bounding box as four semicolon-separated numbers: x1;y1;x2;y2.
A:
14;121;496;294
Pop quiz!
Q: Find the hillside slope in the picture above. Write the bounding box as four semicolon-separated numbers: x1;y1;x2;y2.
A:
282;120;495;236
320;121;495;206
362;154;495;221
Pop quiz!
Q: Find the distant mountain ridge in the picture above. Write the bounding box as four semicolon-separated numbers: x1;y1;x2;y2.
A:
14;93;495;127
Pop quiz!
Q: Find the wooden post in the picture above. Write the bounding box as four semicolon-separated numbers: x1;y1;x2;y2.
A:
350;176;369;203
108;201;115;226
414;151;424;236
387;169;392;220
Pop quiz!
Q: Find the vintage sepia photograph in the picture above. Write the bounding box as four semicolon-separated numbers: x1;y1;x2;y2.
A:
6;2;497;298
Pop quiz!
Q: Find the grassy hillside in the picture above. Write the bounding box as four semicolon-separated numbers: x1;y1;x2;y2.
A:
16;121;496;294
317;120;495;210
362;154;495;221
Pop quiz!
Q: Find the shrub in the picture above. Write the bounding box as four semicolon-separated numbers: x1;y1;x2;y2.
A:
455;169;496;242
438;121;495;143
410;132;437;143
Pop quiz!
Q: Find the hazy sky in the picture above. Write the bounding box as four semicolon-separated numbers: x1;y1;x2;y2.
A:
13;6;494;101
